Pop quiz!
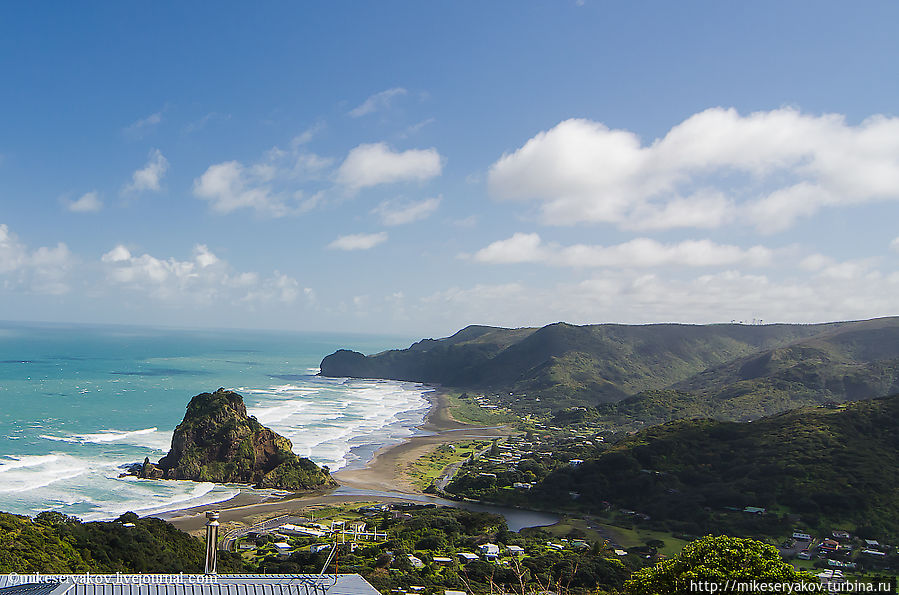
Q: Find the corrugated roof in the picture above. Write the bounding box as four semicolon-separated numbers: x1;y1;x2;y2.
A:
0;576;377;595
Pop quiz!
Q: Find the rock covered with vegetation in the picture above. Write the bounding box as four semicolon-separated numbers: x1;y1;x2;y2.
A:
130;388;336;491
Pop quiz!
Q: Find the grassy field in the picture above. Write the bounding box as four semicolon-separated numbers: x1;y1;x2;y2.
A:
532;517;690;559
406;440;490;489
445;392;520;425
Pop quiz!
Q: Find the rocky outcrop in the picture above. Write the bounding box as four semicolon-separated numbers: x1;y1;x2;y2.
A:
126;388;336;491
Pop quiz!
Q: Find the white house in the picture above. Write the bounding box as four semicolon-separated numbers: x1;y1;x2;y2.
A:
478;543;500;559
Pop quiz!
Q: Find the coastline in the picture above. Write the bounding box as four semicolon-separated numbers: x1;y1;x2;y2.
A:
159;388;514;534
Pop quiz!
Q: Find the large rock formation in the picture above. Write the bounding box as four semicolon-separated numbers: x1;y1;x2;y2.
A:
127;388;336;491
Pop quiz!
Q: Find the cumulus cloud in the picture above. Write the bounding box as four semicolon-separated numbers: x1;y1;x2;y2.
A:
100;243;308;304
488;107;899;232
327;232;388;251
473;233;773;268
891;237;899;252
124;149;168;194
0;224;73;294
373;196;441;225
67;191;102;213
193;138;332;216
349;88;407;117
336;143;442;191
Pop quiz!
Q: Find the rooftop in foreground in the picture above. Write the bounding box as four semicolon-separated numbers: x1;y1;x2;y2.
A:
0;575;378;595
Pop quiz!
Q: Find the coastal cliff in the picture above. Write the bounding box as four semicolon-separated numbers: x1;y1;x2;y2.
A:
129;388;336;491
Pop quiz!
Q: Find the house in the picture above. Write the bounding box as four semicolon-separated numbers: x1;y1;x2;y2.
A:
432;557;453;566
832;530;851;540
817;570;845;585
457;553;480;563
546;543;564;551
238;541;257;551
819;539;840;553
862;549;886;557
407;555;425;569
792;532;812;541
478;543;500;559
506;545;525;556
311;544;332;554
279;523;326;538
797;550;811;560
864;539;881;548
513;482;532;490
743;506;766;514
273;542;293;558
569;459;584;467
614;549;628;556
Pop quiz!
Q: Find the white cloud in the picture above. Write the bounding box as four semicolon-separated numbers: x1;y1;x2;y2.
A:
0;224;73;294
327;232;388;251
193;138;332;216
124;111;163;138
124;149;168;194
488;108;899;232
349;88;407;118
194;161;279;215
373;196;441;226
336;143;442;191
100;243;306;304
473;233;773;268
420;266;899;332
891;237;899;252
67;191;102;213
472;233;545;264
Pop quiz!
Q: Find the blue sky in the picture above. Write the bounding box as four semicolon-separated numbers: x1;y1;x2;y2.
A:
1;2;898;336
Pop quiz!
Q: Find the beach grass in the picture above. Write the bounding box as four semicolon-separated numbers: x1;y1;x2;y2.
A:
444;392;519;425
405;440;491;489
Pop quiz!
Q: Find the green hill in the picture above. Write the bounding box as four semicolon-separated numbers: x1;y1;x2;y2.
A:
321;321;843;407
533;393;899;539
599;317;899;427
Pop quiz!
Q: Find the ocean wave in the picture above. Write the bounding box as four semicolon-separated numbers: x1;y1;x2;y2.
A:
0;453;91;493
246;378;431;470
39;427;171;451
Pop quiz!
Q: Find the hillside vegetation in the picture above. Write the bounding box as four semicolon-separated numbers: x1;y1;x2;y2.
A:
321;318;899;423
534;393;899;539
0;511;247;573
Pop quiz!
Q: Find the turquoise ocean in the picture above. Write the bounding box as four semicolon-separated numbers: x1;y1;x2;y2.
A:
0;322;431;521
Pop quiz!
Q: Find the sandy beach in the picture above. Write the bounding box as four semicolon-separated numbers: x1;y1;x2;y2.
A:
160;389;513;534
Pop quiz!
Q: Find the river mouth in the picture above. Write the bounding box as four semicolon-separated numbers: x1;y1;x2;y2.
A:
332;486;560;532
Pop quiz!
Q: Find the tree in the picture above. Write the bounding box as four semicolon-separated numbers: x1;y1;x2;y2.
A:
624;535;815;595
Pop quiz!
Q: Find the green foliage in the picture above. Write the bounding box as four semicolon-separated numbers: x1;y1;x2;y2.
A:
533;394;899;539
0;511;250;574
623;535;815;594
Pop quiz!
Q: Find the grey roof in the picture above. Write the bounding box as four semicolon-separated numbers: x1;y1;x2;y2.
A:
0;576;378;595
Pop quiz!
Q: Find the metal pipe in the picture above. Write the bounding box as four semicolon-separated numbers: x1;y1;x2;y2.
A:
205;511;220;575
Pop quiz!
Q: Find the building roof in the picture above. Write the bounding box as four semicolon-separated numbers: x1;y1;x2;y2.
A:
0;576;379;595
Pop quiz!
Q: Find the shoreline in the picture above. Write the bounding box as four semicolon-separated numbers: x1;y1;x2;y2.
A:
159;388;515;534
